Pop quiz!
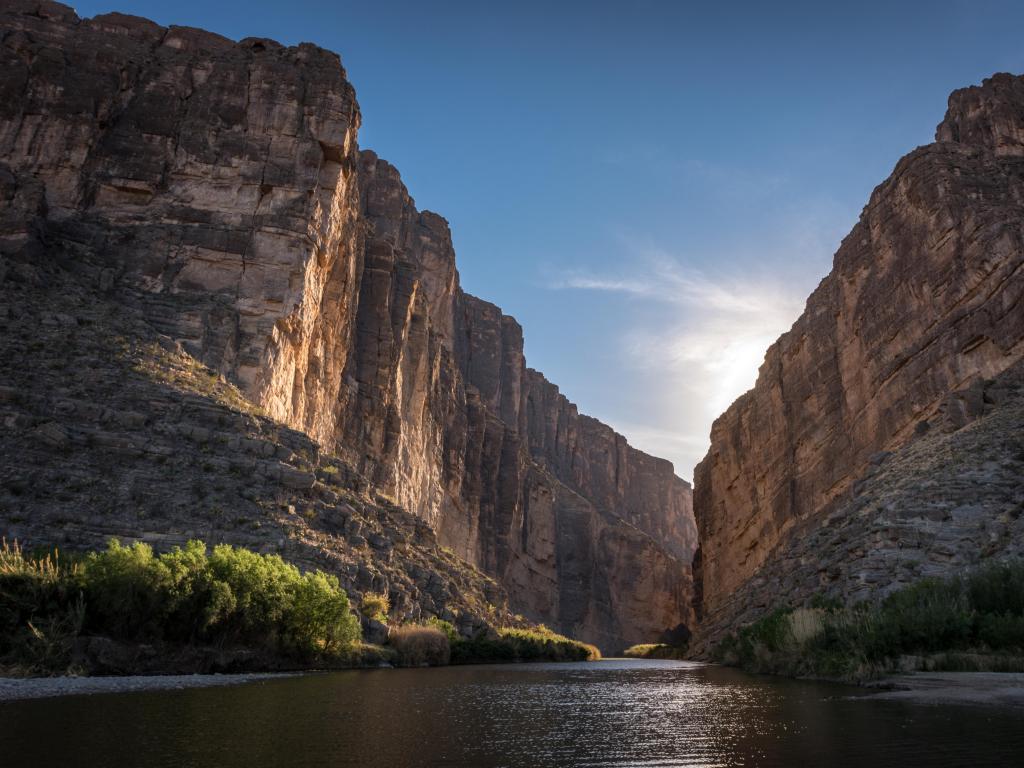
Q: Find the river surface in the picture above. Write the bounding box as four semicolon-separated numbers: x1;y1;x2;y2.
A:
2;660;1022;767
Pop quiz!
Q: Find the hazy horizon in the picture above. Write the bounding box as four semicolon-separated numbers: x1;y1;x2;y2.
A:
70;0;1024;480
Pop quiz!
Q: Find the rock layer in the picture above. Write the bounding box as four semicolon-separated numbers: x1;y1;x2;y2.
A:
693;73;1024;637
0;1;696;650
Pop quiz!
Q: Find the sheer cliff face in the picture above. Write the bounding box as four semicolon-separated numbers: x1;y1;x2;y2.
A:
0;1;695;650
0;1;364;449
334;154;697;649
693;73;1024;628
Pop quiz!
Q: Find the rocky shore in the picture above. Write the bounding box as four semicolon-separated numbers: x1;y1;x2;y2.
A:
0;673;298;702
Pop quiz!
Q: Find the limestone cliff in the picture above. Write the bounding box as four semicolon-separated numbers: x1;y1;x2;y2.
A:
692;73;1024;644
0;1;695;651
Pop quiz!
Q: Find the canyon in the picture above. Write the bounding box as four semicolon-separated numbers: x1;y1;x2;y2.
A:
0;0;695;652
691;73;1024;649
2;0;1023;660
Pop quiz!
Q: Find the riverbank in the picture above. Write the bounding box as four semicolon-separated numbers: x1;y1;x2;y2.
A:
862;672;1024;707
0;539;598;676
710;560;1024;682
0;672;298;702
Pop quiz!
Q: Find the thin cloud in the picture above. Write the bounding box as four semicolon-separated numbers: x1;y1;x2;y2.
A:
549;252;818;479
542;179;855;480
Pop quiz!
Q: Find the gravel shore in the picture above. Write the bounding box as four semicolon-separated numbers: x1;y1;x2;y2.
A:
0;673;300;702
864;672;1024;707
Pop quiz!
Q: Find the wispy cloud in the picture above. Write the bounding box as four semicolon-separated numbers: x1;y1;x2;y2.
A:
558;255;800;315
547;245;828;479
562;255;807;409
541;157;856;479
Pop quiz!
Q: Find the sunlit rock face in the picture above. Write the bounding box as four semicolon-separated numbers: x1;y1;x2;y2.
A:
331;152;698;650
0;2;364;447
692;72;1024;643
0;0;696;650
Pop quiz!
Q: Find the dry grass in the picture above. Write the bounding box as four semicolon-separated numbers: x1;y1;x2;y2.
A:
788;608;825;645
128;339;264;417
0;539;76;581
390;625;451;667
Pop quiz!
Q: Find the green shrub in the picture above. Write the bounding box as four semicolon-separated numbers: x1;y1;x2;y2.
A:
498;626;600;661
82;540;172;640
426;616;459;642
359;592;390;622
450;625;600;664
867;577;973;656
622;643;687;660
204;545;294;642
160;540;234;641
966;561;1024;617
0;538;361;672
977;613;1024;651
713;558;1024;680
287;571;361;654
450;635;516;664
390;625;451;666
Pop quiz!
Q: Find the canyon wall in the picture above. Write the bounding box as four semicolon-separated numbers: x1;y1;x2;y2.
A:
0;1;695;650
692;73;1024;640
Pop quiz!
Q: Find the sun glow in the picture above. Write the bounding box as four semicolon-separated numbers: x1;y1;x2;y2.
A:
554;256;811;477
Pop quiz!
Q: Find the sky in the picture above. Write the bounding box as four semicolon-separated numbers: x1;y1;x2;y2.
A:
71;0;1024;480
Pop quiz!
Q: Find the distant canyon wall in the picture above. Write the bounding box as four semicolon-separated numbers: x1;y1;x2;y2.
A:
0;0;696;650
692;73;1024;637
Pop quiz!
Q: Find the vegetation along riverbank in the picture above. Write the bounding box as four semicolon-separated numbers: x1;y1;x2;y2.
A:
713;560;1024;682
622;644;689;660
0;539;598;676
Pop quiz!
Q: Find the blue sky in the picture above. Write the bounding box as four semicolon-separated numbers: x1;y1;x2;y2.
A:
72;0;1024;480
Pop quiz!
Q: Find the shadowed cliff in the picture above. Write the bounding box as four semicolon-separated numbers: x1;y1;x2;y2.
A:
0;0;696;651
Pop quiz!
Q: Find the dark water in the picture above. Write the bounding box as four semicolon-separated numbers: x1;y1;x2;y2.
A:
2;660;1023;767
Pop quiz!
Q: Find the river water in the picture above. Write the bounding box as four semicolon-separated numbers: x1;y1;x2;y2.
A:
2;660;1022;767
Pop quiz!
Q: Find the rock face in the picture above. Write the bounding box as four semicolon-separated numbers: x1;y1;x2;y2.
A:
0;1;696;651
690;360;1024;654
0;258;514;633
692;73;1024;642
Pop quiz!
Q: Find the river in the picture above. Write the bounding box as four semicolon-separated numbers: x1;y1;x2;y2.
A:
2;660;1022;766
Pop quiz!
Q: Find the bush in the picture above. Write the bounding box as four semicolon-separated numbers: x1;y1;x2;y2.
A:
390;625;451;667
713;558;1024;680
966;561;1024;617
0;538;361;672
287;570;361;654
426;616;459;642
450;635;516;664
977;613;1024;651
449;624;600;664
622;643;687;660
498;626;600;661
359;592;390;622
81;540;172;639
867;577;973;656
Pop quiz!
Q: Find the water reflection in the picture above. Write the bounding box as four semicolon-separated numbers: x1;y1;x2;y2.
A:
2;660;1021;767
